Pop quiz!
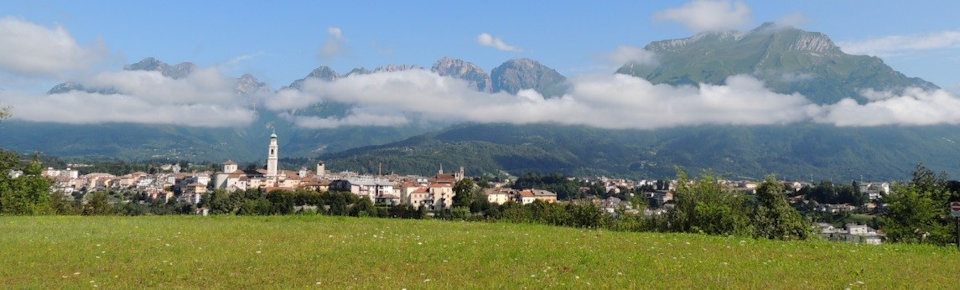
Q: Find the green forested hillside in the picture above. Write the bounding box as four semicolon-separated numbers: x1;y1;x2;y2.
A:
323;123;960;180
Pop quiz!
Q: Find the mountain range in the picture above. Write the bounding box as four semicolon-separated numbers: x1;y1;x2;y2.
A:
2;23;958;180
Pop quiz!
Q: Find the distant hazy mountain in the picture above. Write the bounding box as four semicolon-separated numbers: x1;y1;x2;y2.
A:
123;57;197;79
491;58;568;98
344;67;371;77
431;57;492;92
49;57;220;95
286;66;339;90
47;82;118;95
617;23;938;104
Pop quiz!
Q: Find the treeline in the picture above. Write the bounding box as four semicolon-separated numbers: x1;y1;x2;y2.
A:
799;181;868;206
512;173;582;200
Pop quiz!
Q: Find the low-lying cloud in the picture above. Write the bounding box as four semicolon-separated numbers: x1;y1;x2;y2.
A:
1;66;259;127
815;88;960;126
269;69;960;129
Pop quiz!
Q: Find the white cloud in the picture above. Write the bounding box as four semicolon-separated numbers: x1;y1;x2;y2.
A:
654;0;752;32
0;65;259;127
221;52;263;69
601;46;657;66
838;30;960;57
267;70;818;129
776;12;809;27
319;27;348;59
815;88;960;126
0;17;108;77
327;27;342;39
1;91;256;127
477;33;522;52
266;69;960;129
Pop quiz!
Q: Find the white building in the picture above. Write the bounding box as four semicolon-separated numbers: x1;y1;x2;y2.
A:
818;223;883;245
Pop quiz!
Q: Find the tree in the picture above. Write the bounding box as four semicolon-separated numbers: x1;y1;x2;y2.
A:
880;164;956;245
668;169;752;236
0;153;53;215
0;105;10;122
452;178;475;208
350;197;376;217
83;192;115;215
752;176;811;240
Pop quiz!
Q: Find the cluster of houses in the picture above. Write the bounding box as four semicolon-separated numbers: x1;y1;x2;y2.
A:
38;132;560;212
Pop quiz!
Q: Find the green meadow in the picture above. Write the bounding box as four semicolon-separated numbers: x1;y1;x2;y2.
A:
1;215;957;288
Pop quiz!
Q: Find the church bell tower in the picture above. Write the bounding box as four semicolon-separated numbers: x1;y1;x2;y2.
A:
267;129;278;180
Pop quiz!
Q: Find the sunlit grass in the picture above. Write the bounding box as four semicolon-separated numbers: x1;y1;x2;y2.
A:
0;215;957;288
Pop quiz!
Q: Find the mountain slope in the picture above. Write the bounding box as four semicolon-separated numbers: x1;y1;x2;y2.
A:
491;59;568;98
617;23;938;104
322;123;960;180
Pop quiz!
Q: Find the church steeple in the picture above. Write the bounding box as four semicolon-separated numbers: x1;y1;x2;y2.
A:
267;129;278;180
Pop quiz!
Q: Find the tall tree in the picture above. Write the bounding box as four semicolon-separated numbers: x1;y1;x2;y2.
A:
881;164;957;245
668;168;752;236
452;178;475;208
752;176;811;240
82;192;115;216
0;153;53;215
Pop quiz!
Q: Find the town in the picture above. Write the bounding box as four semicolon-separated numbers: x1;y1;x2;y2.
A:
29;131;891;244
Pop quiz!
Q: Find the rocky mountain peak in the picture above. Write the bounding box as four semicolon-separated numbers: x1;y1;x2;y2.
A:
373;64;423;73
345;67;371;77
286;66;339;90
431;57;492;92
235;74;267;95
491;58;568;98
124;57;196;79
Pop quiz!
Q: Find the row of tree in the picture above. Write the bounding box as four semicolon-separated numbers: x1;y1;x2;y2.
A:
660;170;812;240
798;181;868;206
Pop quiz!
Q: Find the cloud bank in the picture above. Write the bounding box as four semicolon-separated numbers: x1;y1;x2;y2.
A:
654;0;752;32
0;17;108;77
1;66;259;127
477;33;522;52
838;30;960;57
267;69;960;129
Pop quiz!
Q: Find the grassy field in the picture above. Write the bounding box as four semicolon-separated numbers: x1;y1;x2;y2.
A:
1;215;958;288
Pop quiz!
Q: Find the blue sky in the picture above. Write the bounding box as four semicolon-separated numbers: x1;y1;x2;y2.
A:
3;0;960;90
